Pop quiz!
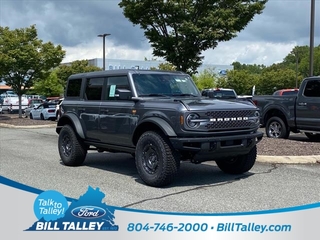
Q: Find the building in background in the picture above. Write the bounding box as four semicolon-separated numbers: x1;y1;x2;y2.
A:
88;58;233;75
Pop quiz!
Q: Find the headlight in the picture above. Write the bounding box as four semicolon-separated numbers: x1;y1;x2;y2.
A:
186;113;200;128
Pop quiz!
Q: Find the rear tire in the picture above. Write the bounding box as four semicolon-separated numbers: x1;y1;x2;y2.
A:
265;116;289;139
30;113;33;119
58;125;87;166
216;145;257;174
135;131;180;187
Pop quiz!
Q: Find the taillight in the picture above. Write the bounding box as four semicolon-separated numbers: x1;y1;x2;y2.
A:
48;109;55;113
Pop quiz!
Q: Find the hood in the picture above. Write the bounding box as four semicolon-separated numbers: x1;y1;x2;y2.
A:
178;98;257;111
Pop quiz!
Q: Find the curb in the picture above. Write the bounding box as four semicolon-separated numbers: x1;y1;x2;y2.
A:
0;123;56;129
257;155;320;164
1;123;319;164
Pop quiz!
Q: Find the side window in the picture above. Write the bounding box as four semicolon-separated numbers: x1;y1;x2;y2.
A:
85;78;104;100
106;76;130;100
304;80;320;97
66;79;82;97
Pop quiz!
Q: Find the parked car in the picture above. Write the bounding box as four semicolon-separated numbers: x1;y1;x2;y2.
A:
56;69;263;187
29;102;57;120
202;88;238;99
252;76;320;140
55;98;64;120
273;88;299;96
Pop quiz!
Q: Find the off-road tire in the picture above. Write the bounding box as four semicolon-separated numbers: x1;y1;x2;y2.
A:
135;131;180;187
266;116;289;139
58;125;87;166
216;145;257;174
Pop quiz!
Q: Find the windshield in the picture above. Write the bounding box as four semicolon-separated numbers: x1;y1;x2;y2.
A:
132;73;200;97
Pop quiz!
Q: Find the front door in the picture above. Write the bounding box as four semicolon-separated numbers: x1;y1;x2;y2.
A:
99;75;137;147
295;79;320;131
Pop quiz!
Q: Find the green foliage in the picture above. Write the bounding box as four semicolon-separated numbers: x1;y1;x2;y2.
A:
232;61;266;74
56;60;102;88
282;45;320;77
215;70;258;95
256;68;300;95
33;70;64;97
192;68;217;90
151;62;177;71
0;25;65;117
119;0;267;74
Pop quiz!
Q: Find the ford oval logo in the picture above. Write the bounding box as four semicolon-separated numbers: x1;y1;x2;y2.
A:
71;206;106;219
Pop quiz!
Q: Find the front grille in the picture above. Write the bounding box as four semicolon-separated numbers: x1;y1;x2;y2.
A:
205;110;253;118
201;110;258;130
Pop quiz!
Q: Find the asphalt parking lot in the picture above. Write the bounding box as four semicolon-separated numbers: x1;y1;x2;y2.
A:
1;126;320;213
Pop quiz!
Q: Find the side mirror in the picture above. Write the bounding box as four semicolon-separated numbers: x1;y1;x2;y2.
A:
115;89;132;100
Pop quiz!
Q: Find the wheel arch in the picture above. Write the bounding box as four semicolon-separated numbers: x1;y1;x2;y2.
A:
132;117;177;146
56;113;85;139
263;108;289;129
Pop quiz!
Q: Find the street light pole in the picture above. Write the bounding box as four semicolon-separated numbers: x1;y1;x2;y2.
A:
309;0;315;77
98;33;111;71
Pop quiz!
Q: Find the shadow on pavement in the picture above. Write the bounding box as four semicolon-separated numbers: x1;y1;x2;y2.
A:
66;152;254;188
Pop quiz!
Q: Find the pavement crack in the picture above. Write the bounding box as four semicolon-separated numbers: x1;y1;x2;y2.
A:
254;163;278;174
122;175;247;208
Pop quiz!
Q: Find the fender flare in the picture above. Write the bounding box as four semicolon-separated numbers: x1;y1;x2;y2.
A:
56;113;85;139
138;117;177;137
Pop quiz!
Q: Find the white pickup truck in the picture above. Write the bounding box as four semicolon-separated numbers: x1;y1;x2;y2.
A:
1;93;29;113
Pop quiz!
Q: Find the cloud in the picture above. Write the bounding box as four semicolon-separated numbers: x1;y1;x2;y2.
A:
1;0;319;66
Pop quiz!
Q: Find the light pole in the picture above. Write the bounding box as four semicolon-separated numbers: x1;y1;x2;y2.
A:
309;0;315;77
98;33;111;70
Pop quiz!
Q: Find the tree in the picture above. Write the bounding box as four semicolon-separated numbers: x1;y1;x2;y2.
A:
0;25;65;117
56;60;101;87
192;68;217;90
33;70;64;97
119;0;267;74
215;70;259;95
256;68;299;95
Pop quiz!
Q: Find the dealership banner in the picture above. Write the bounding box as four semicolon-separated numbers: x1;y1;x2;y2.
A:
1;175;318;240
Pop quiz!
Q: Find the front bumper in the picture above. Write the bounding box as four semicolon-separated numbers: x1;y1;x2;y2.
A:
170;131;263;162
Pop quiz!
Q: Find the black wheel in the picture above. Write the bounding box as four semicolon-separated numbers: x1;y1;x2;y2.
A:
305;133;320;141
58;125;87;166
216;145;257;174
30;113;33;119
40;113;44;120
265;116;289;139
135;131;180;187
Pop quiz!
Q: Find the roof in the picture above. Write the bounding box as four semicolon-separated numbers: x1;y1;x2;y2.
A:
68;69;187;79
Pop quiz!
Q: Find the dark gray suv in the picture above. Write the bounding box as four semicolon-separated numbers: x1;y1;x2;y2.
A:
56;69;263;187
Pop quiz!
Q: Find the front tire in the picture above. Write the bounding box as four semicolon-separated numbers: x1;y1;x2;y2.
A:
40;113;44;120
30;113;33;119
58;125;87;166
216;145;257;174
135;131;180;187
266;116;289;139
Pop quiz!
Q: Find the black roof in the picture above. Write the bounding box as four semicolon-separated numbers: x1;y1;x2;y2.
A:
68;69;186;80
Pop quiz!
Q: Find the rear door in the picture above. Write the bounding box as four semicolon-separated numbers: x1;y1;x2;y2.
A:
295;79;320;131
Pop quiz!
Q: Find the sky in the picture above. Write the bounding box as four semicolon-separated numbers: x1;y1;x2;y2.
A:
0;0;319;67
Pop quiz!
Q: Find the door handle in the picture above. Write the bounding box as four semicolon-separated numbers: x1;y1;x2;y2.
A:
298;102;307;106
